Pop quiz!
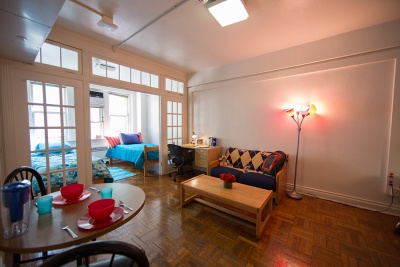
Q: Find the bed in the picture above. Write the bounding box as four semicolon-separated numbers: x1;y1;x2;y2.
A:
31;150;113;192
105;142;159;174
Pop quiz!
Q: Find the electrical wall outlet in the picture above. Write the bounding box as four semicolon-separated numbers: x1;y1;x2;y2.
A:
394;188;400;198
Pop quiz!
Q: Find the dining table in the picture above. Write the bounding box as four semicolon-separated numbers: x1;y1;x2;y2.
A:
0;183;145;266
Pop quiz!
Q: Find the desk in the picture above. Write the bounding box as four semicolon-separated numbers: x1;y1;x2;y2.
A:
182;146;221;175
0;183;145;265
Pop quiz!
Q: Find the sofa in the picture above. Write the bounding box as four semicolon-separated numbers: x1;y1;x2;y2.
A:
209;147;288;204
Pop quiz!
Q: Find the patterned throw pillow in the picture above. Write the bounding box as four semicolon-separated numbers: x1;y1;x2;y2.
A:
104;136;120;148
261;151;286;176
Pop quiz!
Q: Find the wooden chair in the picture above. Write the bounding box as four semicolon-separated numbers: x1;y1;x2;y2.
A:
143;145;159;177
40;240;150;267
5;166;47;200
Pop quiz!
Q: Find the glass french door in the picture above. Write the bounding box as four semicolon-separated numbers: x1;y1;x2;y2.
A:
162;95;187;174
14;72;86;194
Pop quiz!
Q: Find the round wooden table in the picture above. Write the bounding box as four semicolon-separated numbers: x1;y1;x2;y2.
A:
0;183;145;265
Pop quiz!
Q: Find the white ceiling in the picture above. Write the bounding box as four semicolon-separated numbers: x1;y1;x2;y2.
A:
2;0;400;74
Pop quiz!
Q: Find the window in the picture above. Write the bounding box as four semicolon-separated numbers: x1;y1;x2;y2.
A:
35;42;79;71
165;78;184;94
109;93;129;133
92;57;159;88
90;108;104;139
167;101;183;145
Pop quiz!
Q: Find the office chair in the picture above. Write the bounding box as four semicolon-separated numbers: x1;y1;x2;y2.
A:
40;240;149;267
167;144;195;182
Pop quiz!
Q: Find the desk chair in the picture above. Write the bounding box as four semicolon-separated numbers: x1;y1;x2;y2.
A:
167;144;195;182
40;240;149;267
4;166;48;265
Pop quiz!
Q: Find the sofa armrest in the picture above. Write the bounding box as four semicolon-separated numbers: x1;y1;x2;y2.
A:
274;154;288;204
209;159;221;169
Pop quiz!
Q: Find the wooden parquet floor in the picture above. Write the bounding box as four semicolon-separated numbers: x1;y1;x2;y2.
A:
26;162;400;266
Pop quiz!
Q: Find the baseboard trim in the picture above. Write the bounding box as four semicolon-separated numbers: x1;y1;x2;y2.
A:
286;184;400;216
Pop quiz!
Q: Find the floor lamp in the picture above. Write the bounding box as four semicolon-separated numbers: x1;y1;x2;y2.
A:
285;104;316;200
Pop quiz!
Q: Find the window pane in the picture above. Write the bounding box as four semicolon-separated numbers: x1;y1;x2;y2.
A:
106;61;119;80
109;116;127;132
92;58;106;77
172;80;178;93
141;72;150;86
167;101;172;113
172;102;177;113
30;129;45;150
151;74;159;88
109;94;128;116
63;107;75;127
131;69;141;84
28;105;44;127
47;106;61;127
167;114;172;126
167;127;172;139
120;65;130;82
41;43;60;67
64;129;76;145
178;82;184;94
62;86;75;106
27;82;43;103
45;84;60;105
177;103;182;114
61;48;78;71
90;108;102;122
177;114;182;126
166;78;171;91
47;128;62;142
91;122;103;139
173;127;177;138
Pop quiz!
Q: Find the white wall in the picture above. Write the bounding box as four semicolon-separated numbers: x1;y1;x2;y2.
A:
188;20;400;215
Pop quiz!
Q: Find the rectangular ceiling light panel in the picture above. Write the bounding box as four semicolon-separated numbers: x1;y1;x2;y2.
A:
208;0;249;27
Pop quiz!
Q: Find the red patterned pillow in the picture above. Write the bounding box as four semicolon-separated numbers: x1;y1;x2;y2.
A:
137;132;143;142
104;136;120;148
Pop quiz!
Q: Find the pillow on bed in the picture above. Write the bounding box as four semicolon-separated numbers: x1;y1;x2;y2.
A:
120;133;141;145
138;132;143;142
105;136;121;148
34;141;73;154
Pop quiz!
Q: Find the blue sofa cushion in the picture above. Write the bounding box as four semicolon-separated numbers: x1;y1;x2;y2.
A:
238;172;276;191
210;166;244;180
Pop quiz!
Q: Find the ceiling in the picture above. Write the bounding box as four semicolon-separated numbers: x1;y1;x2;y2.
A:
2;0;400;74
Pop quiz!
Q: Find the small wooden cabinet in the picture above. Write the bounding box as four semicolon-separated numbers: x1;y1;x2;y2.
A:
193;146;222;175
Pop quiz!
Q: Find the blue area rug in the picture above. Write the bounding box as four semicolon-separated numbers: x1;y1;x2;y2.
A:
108;167;136;181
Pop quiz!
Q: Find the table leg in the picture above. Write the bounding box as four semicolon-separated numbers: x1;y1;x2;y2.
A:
181;186;185;207
256;210;261;239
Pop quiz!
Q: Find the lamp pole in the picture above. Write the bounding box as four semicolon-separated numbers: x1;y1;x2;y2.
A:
286;105;315;200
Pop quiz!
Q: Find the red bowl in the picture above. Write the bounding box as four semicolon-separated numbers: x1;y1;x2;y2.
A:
60;183;84;201
88;199;115;221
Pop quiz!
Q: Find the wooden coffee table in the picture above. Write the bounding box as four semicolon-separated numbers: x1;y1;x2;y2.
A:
181;174;273;239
